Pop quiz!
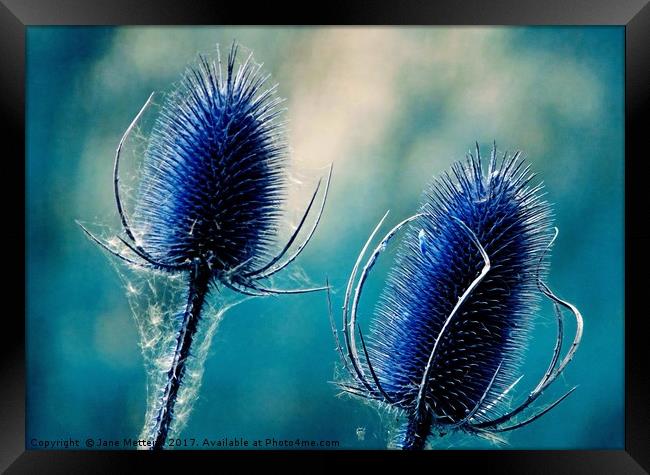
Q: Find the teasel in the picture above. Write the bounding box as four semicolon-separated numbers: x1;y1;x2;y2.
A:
330;143;582;450
79;43;331;449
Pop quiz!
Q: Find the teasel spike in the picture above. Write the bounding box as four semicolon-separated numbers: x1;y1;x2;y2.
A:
330;143;582;449
80;42;331;449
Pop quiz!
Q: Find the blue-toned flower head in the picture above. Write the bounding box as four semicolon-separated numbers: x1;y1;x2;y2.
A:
133;44;286;274
80;42;331;296
79;42;331;450
332;143;582;449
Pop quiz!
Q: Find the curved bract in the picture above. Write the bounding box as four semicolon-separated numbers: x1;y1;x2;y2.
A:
331;143;582;450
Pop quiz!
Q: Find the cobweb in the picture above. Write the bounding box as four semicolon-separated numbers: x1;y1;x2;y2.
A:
76;228;248;442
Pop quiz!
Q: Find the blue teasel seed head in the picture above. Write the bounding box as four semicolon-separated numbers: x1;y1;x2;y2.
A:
333;143;582;449
79;42;332;450
132;43;286;274
373;147;550;414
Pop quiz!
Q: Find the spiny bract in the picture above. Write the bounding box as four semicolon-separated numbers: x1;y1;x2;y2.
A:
333;144;582;450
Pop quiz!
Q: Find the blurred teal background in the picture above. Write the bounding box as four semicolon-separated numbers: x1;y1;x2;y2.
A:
26;26;624;449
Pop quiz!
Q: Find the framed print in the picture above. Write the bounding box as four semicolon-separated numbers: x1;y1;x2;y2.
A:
3;0;649;473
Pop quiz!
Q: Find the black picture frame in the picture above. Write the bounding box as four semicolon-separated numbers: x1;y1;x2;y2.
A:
3;0;648;472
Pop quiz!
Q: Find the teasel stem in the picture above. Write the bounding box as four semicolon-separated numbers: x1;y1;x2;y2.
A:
150;259;211;450
402;411;433;450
